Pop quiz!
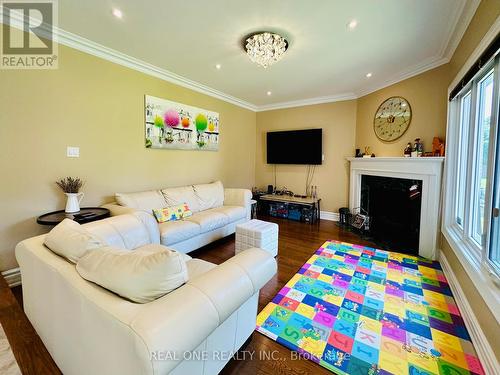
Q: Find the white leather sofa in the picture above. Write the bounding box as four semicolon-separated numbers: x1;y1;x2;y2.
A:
103;181;252;253
16;212;276;375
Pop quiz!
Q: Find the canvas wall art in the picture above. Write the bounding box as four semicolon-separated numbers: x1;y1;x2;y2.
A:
145;95;219;151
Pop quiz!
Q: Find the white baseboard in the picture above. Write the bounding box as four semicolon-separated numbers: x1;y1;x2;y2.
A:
320;211;339;221
439;251;499;374
1;267;21;288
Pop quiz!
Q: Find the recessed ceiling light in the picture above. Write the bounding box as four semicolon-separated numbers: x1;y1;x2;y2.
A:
215;64;221;70
267;91;272;96
112;8;123;19
366;72;372;78
347;19;358;30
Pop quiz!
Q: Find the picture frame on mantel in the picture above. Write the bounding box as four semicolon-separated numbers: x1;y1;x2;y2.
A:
144;95;220;151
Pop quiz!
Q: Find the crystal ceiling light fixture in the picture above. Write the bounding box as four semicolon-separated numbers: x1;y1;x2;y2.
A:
244;32;288;68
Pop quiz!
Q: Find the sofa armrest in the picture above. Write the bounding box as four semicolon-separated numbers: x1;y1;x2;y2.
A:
224;188;252;219
102;202;139;216
224;188;252;207
131;248;276;374
188;248;276;321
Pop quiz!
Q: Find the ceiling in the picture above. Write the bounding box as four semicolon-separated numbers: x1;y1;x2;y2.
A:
56;0;478;110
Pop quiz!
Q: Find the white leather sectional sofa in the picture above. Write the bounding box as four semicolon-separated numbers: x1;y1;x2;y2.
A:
16;212;277;375
103;181;252;253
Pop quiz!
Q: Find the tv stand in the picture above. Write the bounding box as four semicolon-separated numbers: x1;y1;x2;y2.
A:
258;194;321;224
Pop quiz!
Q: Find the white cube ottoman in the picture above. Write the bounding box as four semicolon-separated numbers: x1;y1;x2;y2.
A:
235;219;278;257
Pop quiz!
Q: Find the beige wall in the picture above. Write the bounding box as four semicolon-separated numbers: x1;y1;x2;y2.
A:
0;43;256;271
356;64;449;157
255;101;357;213
449;0;500;80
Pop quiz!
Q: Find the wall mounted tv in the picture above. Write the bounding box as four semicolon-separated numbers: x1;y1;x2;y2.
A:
267;129;323;165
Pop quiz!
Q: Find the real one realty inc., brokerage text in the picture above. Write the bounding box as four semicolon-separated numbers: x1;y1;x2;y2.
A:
150;350;322;362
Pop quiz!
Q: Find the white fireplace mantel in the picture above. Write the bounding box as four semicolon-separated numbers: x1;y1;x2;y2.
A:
347;157;445;259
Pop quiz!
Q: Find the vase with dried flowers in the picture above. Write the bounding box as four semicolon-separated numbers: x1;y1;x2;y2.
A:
56;177;84;213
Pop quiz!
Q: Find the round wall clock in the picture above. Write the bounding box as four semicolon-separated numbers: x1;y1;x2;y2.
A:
373;96;412;142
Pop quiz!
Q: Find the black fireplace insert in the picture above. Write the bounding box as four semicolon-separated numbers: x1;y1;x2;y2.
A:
360;175;422;255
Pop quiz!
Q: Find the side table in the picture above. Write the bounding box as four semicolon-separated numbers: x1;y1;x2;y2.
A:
37;207;110;226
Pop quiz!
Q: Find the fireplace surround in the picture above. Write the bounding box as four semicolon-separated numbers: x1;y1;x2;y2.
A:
348;157;444;259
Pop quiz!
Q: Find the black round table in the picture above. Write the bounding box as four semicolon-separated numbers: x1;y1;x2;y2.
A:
37;207;110;226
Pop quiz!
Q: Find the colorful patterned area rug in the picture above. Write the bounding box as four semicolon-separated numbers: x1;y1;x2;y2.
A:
256;241;485;375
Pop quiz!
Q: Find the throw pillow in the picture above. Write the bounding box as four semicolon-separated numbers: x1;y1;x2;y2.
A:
44;219;104;263
152;203;193;223
76;244;188;303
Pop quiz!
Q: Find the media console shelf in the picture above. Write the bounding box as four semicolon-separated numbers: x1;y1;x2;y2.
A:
258;194;321;224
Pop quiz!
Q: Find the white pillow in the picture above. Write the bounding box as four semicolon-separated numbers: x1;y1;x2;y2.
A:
76;245;188;303
44;219;104;263
161;185;200;213
115;190;166;211
193;181;224;211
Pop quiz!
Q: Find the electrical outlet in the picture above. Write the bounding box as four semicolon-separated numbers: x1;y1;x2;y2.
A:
67;146;80;158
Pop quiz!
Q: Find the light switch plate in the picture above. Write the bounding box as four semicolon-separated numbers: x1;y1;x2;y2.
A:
67;146;79;158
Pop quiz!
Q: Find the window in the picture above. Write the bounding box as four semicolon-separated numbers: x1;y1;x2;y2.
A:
472;70;494;245
455;91;471;227
490;116;500;272
445;54;500;275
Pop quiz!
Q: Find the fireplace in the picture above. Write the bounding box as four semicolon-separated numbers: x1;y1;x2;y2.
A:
361;175;422;255
348;157;444;259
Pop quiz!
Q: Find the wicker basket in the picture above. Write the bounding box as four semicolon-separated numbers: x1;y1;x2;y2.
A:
347;207;370;231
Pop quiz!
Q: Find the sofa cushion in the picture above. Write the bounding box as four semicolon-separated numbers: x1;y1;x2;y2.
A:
211;205;246;222
44;219;104;263
138;244;193;263
158;220;201;245
76;244;188;303
193;181;224;211
84;212;160;250
161;186;200;213
186;258;216;279
185;209;228;233
115;190;166;212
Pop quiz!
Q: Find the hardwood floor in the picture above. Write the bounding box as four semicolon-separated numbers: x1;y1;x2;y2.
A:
4;217;374;375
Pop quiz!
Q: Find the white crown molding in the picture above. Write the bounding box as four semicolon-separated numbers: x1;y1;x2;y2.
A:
1;3;479;112
448;14;500;94
55;29;258;112
437;0;467;59
439;251;499;374
354;0;478;99
256;93;357;112
265;0;476;108
356;55;450;98
441;0;481;60
2;10;258;111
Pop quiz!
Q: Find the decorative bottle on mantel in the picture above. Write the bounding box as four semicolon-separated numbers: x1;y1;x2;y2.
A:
404;143;412;157
411;138;423;157
414;138;423;157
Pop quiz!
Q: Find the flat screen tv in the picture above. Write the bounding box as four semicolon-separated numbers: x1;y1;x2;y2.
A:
267;129;322;165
